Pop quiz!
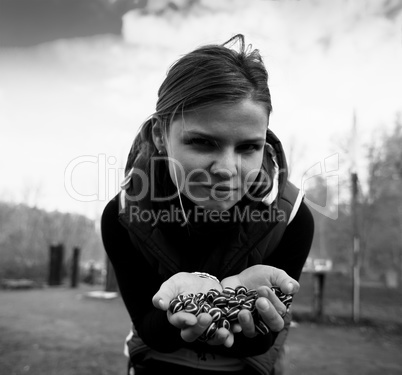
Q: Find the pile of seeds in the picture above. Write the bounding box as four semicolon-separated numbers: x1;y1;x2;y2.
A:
168;286;293;341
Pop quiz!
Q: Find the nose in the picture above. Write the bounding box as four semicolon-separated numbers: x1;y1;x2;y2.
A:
210;149;238;178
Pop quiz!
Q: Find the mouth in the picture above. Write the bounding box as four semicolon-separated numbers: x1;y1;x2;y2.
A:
201;185;238;193
187;183;242;205
213;186;238;192
197;182;238;191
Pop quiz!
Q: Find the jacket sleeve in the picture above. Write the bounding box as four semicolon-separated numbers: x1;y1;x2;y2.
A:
215;199;314;357
100;195;185;352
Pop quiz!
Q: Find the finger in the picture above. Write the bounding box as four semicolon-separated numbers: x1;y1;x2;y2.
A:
181;313;212;342
218;329;235;348
231;323;242;333
237;310;256;338
257;286;286;318
168;311;198;329
270;268;300;295
152;279;179;310
256;297;284;332
207;328;232;346
223;331;235;348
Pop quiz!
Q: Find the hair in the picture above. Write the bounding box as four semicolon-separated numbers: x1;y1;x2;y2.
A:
125;34;272;173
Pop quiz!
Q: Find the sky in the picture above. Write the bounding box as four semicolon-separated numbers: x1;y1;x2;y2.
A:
0;0;401;220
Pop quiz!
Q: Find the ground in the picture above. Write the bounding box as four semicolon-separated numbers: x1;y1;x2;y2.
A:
286;320;402;375
0;274;401;375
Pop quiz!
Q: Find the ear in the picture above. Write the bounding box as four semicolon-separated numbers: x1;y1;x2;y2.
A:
151;121;165;153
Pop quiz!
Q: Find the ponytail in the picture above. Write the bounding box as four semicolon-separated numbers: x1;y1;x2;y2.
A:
124;117;157;174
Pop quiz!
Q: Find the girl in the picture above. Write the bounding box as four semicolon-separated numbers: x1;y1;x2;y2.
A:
101;34;314;374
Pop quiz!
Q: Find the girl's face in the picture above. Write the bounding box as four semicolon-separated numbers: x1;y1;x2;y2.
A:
164;99;268;211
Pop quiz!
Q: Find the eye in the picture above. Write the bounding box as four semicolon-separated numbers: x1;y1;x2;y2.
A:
186;137;215;147
237;143;263;153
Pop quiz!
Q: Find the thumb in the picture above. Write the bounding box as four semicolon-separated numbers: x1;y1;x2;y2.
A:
271;267;300;295
152;279;178;311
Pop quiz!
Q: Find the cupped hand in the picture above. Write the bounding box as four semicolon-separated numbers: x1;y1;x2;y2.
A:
231;288;286;338
220;265;299;295
221;266;299;336
152;272;222;311
152;272;235;346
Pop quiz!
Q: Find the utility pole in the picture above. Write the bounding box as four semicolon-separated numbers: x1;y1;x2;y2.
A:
351;109;360;323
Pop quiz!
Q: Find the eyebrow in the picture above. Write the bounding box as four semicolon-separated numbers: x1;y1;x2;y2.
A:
182;130;266;144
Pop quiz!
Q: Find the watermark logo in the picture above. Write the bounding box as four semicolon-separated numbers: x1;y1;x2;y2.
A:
301;153;339;220
64;153;340;220
128;204;287;227
64;154;272;204
64;154;125;202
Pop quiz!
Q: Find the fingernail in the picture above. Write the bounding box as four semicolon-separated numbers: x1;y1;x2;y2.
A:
259;298;270;311
158;299;164;309
287;283;294;293
239;313;250;324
